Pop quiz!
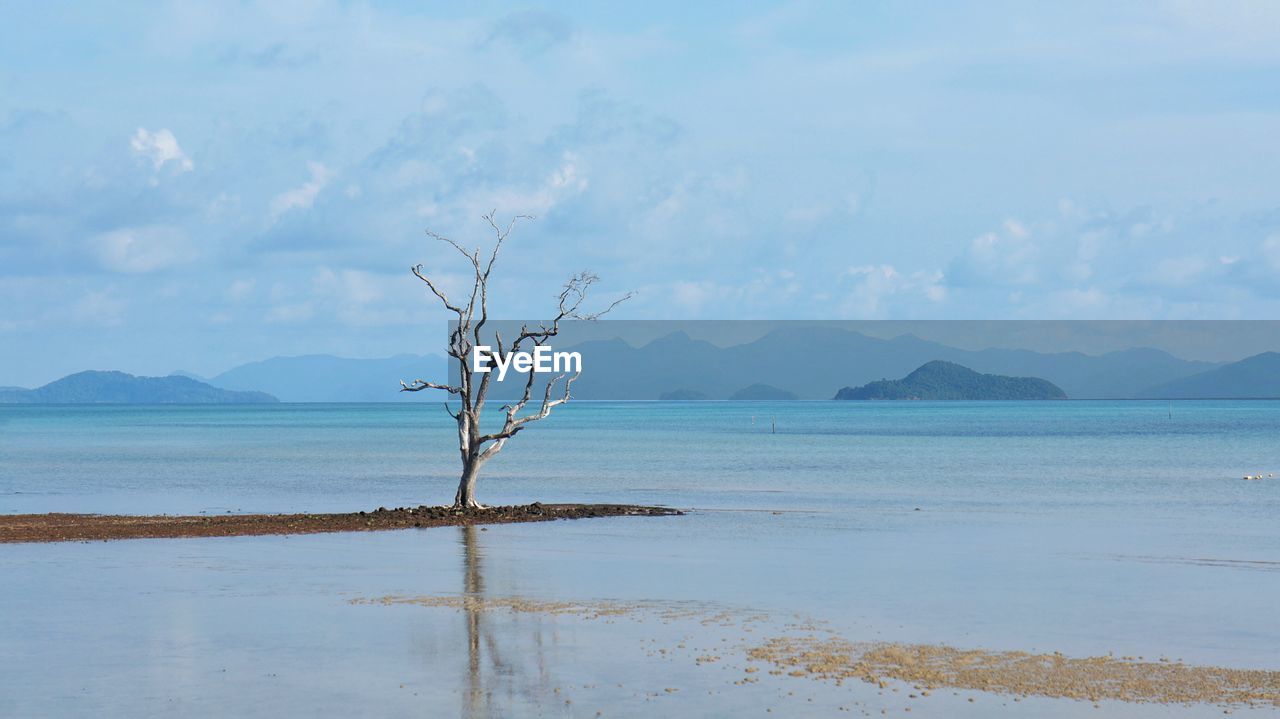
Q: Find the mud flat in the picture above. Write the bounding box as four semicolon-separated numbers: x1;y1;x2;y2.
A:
0;503;683;544
748;635;1280;708
360;593;1280;710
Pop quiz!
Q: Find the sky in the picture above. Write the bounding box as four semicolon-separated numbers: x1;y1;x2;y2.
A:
2;1;1280;386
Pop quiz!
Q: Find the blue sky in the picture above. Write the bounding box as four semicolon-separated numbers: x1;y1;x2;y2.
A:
2;1;1279;385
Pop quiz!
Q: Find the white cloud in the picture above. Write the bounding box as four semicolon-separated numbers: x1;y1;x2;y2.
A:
130;128;193;173
1263;234;1280;270
265;302;314;324
840;264;946;316
314;267;384;305
461;153;587;218
949;226;1039;287
0;279;130;332
669;279;734;313
69;288;127;326
270;161;335;219
91;225;194;273
1147;255;1208;286
227;279;256;301
1003;218;1029;239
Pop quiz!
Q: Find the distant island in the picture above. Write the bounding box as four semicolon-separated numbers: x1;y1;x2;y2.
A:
834;361;1067;400
0;371;279;404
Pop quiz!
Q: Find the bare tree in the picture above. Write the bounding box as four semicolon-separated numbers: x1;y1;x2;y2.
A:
400;213;630;509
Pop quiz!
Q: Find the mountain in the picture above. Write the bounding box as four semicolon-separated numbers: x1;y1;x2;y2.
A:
116;327;1239;403
0;371;278;404
209;354;447;402
1137;352;1280;399
729;383;799;400
479;326;1218;400
834;361;1067;400
168;370;208;382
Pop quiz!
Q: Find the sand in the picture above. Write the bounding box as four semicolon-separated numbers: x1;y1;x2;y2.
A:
359;593;1280;709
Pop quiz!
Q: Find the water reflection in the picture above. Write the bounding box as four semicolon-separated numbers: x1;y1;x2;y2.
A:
455;525;554;719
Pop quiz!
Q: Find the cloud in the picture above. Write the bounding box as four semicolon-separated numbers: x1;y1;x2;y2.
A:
0;277;128;332
550;89;680;147
227;279;255;301
1147;255;1209;286
270;161;334;219
465;152;588;216
840;265;947;317
10;1;1280;385
265;302;314;324
484;10;573;56
130;128;193;173
1263;234;1280;270
947;221;1039;288
90;225;194;273
312;267;423;326
70;288;127;326
217;42;317;69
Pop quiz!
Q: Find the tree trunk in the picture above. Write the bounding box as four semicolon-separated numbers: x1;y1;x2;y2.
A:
454;457;484;509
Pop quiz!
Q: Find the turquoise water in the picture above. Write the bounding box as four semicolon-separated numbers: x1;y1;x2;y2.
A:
2;402;1279;717
4;401;1278;515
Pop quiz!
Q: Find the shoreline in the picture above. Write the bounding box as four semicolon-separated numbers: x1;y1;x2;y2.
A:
0;503;684;544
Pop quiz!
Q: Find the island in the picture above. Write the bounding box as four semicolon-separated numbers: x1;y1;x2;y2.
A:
0;370;279;404
834;360;1067;400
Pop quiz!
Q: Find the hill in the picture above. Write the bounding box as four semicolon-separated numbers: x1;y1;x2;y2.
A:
477;326;1214;400
88;328;1243;402
209;354;447;402
1137;352;1280;399
834;361;1067;400
0;371;278;404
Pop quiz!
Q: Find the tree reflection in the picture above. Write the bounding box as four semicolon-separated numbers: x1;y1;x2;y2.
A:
457;525;554;718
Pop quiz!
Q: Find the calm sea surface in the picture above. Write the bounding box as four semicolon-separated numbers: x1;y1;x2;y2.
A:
2;402;1278;717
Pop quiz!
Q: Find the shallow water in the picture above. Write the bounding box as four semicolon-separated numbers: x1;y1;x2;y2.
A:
2;402;1278;717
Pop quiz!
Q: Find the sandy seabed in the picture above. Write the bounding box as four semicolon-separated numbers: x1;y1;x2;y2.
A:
356;593;1280;711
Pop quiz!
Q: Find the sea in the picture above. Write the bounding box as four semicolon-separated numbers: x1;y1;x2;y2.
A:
1;401;1278;717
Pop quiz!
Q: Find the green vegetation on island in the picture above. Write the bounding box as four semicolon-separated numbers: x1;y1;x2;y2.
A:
834;360;1067;400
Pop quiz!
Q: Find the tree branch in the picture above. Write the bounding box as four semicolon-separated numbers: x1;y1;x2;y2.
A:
411;264;464;317
404;212;631;508
400;379;462;394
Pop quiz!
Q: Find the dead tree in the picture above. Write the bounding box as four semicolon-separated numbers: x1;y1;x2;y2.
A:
400;213;630;509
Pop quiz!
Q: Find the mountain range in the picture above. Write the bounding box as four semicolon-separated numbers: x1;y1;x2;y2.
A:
479;327;1280;400
480;327;1228;400
7;329;1278;403
0;371;277;404
1136;351;1280;399
202;353;447;402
